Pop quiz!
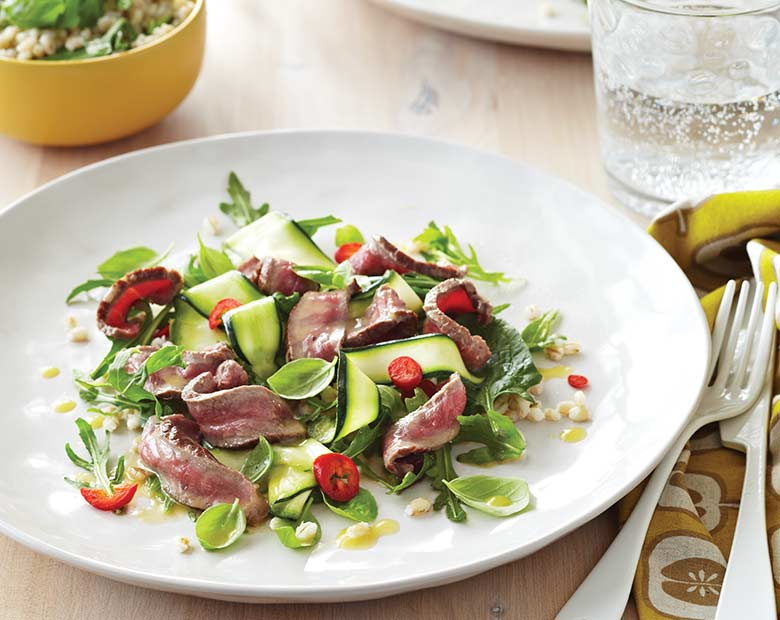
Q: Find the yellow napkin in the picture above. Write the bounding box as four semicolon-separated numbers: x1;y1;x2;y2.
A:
617;190;780;620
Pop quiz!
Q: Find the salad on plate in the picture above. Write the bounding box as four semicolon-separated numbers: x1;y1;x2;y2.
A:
61;172;588;552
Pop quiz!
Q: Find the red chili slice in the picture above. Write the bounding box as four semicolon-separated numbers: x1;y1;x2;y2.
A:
568;374;589;389
436;286;477;315
153;323;170;339
208;298;242;330
313;453;360;502
334;242;363;263
388;356;423;395
80;483;138;511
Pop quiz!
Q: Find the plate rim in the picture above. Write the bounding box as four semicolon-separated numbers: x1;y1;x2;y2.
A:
366;0;591;52
0;129;710;601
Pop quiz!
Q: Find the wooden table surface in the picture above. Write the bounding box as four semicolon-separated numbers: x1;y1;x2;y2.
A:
0;2;643;618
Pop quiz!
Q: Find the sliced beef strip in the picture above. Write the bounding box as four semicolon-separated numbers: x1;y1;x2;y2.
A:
238;256;319;296
139;414;268;525
182;370;306;448
285;289;350;361
125;342;240;400
97;267;183;340
423;278;493;372
349;236;465;280
343;285;418;348
382;373;467;476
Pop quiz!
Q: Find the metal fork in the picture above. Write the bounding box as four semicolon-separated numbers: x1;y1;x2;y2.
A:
714;296;778;620
556;280;778;620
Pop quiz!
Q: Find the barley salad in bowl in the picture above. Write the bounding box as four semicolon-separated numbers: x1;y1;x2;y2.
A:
0;131;709;601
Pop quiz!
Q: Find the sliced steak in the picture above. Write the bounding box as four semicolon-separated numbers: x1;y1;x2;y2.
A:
382;373;467;476
97;267;183;340
349;236;465;280
125;342;239;400
182;369;306;448
238;256;319;296
343;285;418;348
423;278;493;372
285;289;350;361
139;414;268;525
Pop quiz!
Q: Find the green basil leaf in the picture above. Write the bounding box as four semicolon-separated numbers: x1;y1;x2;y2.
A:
454;410;525;465
197;234;233;280
96;246;159;280
195;499;247;551
521;309;565;352
239;436;274;483
66;278;115;304
321;488;378;522
269;499;321;549
462;316;541;413
334;224;365;246
442;475;530;517
267;358;337;400
297;215;342;238
219;172;269;227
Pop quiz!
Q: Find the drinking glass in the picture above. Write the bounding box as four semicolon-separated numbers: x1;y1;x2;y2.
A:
590;0;780;216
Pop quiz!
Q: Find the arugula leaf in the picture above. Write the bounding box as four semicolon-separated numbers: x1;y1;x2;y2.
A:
333;410;388;459
297;215;342;238
294;262;377;292
219;172;268;227
404;388;428;413
521;309;566;352
454;410;526;465
377;385;406;422
197;234;233;280
145;474;176;512
272;292;300;318
462;316;541;413
64;417;123;493
44;16;136;60
412;221;509;284
387;452;433;495
427;445;466;522
335;224;365;246
401;273;441;297
492;303;511;316
183;254;207;288
67;244;172;304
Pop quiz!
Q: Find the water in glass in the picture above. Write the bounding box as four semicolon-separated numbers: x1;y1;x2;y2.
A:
590;0;780;215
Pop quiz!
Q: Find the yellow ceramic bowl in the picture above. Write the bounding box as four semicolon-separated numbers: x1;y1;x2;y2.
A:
0;0;205;146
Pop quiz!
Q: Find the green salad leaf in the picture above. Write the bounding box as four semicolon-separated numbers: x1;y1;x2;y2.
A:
195;499;246;551
297;215;342;238
442;476;530;517
145;473;176;512
2;0;71;29
272;292;300;318
462;316;541;413
377;385;406;422
412;221;509;284
239;436;274;484
321;488;378;522
427;445;466;523
335;224;365;246
455;410;526;465
196;234;233;280
269;498;321;549
267;358;337;400
66;243;172;303
403;387;428;413
333;410;388;459
45;16;136;60
387;452;433;495
219;172;269;227
521;309;566;352
64;417;124;493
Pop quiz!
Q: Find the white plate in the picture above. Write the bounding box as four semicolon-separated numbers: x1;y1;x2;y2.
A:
368;0;590;52
0;130;708;603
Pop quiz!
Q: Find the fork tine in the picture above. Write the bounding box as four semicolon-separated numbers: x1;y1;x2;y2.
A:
708;280;737;380
744;282;777;398
730;281;764;389
712;281;751;394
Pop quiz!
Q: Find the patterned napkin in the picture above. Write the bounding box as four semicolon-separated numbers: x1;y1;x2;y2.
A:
617;190;780;620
